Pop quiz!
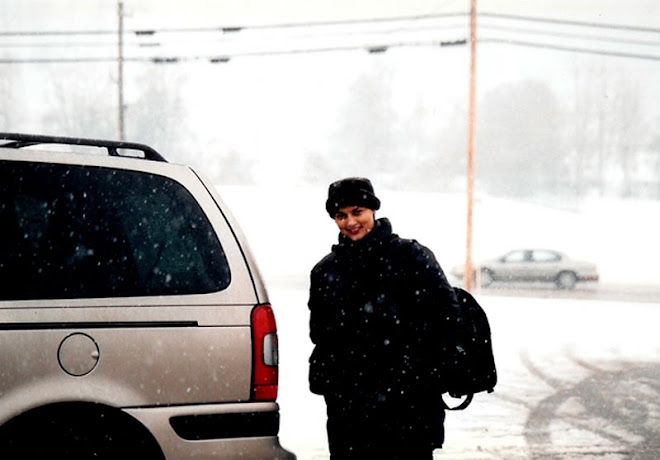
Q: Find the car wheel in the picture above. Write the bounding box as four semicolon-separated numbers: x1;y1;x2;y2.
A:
0;403;165;460
479;269;494;288
556;271;577;289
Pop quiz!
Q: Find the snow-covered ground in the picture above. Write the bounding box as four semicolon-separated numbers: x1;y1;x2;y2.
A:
216;185;660;459
273;285;660;459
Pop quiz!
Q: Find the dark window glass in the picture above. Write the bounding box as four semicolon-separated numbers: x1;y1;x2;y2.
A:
0;161;231;300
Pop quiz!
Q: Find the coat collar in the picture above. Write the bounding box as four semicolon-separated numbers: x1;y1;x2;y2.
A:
333;217;393;254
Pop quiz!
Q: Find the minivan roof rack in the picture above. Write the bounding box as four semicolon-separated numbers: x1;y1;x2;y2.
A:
0;132;167;162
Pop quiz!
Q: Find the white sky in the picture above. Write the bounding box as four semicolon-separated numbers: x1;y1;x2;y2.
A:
2;1;658;185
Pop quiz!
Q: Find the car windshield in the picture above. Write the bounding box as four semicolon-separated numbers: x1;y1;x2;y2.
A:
0;161;231;300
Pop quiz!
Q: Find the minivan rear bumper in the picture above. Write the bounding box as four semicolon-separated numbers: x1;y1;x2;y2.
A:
124;402;296;459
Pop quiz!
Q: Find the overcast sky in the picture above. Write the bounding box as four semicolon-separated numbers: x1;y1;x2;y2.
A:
2;0;658;187
3;2;656;123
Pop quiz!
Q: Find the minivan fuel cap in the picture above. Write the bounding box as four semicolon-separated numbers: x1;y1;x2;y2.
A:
58;332;100;376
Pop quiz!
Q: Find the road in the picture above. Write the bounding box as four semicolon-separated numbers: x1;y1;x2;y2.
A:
472;282;660;304
272;279;660;460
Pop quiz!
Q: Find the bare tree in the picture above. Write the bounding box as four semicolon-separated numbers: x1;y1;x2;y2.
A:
477;79;564;198
47;64;116;138
330;60;402;184
0;65;16;128
401;102;467;193
125;65;190;156
571;64;651;198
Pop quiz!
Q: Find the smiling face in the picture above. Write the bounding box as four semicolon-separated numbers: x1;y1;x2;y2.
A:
333;206;376;241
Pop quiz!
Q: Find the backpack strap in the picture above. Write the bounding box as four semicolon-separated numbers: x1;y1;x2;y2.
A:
441;393;473;411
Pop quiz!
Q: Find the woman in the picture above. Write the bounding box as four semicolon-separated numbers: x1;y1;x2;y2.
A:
308;177;461;459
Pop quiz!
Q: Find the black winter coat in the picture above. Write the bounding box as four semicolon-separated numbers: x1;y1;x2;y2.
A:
308;218;460;402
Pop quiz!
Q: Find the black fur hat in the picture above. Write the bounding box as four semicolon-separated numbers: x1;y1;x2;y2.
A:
325;177;381;218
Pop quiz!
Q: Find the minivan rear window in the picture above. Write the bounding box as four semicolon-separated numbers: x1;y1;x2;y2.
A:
0;161;231;300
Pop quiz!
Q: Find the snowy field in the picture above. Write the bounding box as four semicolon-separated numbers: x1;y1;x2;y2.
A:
216;185;660;287
216;185;660;459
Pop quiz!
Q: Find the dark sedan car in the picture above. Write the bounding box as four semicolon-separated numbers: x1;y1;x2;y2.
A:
451;249;599;289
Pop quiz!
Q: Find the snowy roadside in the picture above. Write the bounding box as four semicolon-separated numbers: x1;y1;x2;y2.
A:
273;284;660;460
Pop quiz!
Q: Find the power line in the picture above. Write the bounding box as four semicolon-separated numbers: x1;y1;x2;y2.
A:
479;24;660;48
1;11;658;38
1;37;657;64
0;23;467;50
480;12;660;34
1;11;658;64
482;38;660;61
0;12;467;37
2;22;656;51
0;38;469;64
0;56;142;64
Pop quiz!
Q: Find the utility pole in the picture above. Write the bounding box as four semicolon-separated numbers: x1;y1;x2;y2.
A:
117;1;125;141
464;0;477;291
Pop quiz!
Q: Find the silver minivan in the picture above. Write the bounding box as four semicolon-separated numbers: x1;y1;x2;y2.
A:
0;133;295;459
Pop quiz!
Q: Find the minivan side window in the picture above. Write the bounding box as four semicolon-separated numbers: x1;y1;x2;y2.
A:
0;161;231;300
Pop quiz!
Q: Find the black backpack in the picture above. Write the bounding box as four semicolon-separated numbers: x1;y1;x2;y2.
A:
441;287;497;410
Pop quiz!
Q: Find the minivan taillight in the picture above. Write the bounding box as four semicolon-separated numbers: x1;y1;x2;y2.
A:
250;304;279;401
